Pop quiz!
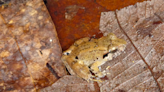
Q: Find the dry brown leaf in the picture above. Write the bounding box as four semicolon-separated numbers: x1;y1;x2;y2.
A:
41;0;164;92
1;0;164;92
99;0;164;91
0;0;66;91
40;75;100;92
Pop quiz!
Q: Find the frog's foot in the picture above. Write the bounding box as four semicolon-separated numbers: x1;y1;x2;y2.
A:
86;75;102;82
104;66;110;75
90;79;102;82
95;71;106;78
100;66;111;76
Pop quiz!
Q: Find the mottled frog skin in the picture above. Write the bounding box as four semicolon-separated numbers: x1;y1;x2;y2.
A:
62;33;127;82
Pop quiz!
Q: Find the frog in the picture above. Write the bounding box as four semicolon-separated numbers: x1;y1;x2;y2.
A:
61;33;127;82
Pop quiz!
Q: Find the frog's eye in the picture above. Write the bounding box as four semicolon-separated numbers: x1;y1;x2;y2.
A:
63;52;70;55
75;56;78;59
63;50;72;55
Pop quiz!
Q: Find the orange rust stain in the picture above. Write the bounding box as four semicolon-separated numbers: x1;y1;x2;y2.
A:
46;0;145;51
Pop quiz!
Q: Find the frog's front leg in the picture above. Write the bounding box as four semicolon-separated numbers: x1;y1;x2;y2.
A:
70;60;94;82
90;53;113;78
90;61;107;78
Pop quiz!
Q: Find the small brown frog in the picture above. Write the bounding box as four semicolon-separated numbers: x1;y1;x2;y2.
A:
62;33;127;82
